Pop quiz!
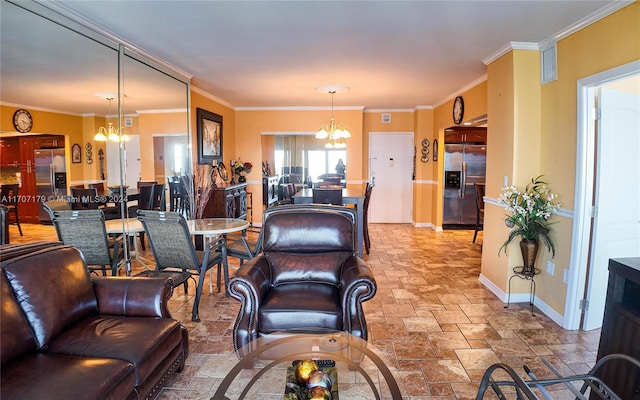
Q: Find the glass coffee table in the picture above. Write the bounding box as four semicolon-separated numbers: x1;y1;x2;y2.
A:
211;331;402;399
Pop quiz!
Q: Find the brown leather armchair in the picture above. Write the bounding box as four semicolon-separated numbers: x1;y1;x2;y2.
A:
228;204;377;351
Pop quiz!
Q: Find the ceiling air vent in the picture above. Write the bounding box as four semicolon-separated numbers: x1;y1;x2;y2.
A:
541;42;557;84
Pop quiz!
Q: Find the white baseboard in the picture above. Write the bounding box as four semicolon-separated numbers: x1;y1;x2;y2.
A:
478;273;565;326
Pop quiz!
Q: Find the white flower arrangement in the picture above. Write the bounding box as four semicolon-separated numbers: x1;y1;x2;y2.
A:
498;175;561;256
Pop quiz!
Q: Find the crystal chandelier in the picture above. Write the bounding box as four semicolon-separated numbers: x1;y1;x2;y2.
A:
316;85;351;148
94;97;129;142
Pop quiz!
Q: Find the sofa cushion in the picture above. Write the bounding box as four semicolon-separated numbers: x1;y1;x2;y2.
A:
2;245;97;349
47;315;184;386
259;283;342;333
0;353;135;400
0;273;37;366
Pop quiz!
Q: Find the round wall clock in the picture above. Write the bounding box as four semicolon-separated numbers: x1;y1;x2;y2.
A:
452;96;464;124
13;109;33;133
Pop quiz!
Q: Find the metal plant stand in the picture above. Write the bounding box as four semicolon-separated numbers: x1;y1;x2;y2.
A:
504;266;540;316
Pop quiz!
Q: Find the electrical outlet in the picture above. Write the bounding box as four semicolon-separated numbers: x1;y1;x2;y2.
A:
546;260;555;276
563;269;569;283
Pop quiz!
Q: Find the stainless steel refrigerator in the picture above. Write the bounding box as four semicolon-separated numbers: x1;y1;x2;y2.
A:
443;143;486;226
34;148;67;222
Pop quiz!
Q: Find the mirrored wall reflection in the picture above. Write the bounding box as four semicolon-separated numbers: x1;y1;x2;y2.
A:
261;133;347;187
1;0;191;225
107;52;190;189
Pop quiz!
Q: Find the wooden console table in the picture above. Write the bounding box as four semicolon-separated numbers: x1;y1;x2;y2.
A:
595;257;640;399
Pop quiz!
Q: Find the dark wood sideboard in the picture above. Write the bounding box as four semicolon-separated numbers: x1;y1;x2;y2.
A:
595;257;640;400
201;183;247;220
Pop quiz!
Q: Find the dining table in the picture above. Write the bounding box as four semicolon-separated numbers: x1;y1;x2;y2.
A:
292;187;364;257
105;216;250;292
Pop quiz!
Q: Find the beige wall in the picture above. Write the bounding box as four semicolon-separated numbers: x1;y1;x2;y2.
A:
481;2;640;316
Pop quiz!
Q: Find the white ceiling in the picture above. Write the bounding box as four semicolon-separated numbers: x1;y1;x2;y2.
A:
1;0;628;114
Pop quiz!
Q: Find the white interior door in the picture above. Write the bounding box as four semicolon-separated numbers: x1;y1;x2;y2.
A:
107;135;140;188
369;132;413;223
583;87;640;330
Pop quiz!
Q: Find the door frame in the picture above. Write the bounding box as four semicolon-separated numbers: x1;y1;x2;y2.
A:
368;131;414;223
564;60;640;330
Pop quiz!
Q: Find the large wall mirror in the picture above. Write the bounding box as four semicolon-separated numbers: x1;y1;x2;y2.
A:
261;133;347;201
1;0;191;223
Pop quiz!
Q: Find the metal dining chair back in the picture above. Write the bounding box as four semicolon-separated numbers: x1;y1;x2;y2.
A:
136;209;223;322
223;226;264;266
50;209;124;276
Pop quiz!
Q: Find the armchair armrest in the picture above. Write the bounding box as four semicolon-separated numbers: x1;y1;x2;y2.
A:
228;256;272;351
92;276;174;318
340;256;377;340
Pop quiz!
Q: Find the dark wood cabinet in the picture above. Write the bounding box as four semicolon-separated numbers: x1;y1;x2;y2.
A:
9;135;66;223
0;137;20;166
444;127;487;144
595;258;640;400
17;136;40;223
38;135;65;149
201;183;248;219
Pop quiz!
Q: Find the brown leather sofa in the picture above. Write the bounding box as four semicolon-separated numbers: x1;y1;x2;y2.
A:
0;242;189;400
228;204;377;351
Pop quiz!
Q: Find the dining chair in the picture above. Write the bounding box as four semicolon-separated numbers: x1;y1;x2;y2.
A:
0;205;9;244
137;180;157;190
70;187;100;210
312;187;343;205
88;182;106;192
223;226;264;266
363;182;374;254
317;174;343;187
168;178;188;214
43;198;72;220
0;184;22;236
127;184;154;250
88;182;120;220
473;183;485;243
136;209;224;322
50;209;124;276
151;183;166;211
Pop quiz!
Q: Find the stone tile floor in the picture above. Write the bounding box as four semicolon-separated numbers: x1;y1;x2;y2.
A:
9;222;601;399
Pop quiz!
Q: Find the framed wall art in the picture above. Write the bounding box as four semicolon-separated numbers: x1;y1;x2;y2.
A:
71;143;81;163
197;107;223;164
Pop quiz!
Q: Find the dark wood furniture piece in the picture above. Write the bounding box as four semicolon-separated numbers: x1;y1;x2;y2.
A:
13;135;65;223
201;183;247;219
262;176;278;207
595;257;640;400
196;183;247;251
